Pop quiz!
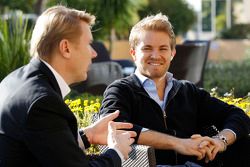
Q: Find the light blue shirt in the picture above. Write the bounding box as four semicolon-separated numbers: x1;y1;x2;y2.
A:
134;69;173;110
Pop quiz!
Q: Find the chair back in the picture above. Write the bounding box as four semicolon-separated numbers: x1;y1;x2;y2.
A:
169;43;208;87
98;144;156;167
71;62;123;95
91;41;111;62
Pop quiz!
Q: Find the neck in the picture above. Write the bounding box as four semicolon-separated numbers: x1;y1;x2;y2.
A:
152;75;167;101
40;55;71;85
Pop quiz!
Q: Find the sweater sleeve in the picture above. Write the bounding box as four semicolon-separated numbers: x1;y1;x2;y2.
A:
99;81;143;143
195;86;250;139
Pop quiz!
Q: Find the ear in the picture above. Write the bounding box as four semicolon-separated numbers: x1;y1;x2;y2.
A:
130;48;136;61
171;48;176;61
59;39;71;59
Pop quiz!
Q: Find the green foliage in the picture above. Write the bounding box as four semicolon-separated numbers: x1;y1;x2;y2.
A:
0;11;32;81
47;0;147;40
0;0;36;13
204;59;250;97
138;0;196;35
220;24;250;39
216;14;226;33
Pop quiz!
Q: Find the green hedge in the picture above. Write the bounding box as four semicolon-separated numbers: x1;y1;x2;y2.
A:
204;59;250;97
220;24;250;39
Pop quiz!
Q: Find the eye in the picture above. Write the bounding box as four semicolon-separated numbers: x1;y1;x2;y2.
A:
142;47;152;51
160;47;168;51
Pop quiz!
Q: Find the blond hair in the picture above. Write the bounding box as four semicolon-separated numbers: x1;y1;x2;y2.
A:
30;5;95;57
129;13;176;50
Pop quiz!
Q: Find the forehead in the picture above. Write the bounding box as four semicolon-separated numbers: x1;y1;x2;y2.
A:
79;21;92;40
138;30;171;46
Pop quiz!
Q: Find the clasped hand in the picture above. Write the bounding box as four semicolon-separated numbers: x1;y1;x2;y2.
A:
175;134;225;163
191;134;226;163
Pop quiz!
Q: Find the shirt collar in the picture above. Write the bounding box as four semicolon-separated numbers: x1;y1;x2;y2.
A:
40;59;71;98
134;69;173;84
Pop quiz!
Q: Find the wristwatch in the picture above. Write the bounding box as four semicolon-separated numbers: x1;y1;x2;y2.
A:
212;134;228;152
79;130;91;149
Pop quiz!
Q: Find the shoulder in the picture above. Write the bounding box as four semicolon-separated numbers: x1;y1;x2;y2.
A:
104;75;141;94
172;79;210;98
173;79;198;91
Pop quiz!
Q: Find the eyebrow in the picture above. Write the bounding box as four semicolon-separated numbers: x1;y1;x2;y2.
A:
143;45;169;48
159;45;169;48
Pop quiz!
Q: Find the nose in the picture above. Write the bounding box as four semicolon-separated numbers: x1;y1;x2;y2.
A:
91;47;97;58
151;49;159;58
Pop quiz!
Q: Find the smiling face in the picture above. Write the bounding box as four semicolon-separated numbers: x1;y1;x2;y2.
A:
131;30;175;80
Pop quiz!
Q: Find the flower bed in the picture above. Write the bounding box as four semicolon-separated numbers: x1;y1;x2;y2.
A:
65;90;250;152
65;90;250;128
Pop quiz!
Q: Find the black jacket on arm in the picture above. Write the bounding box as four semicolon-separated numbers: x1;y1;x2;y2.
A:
100;74;250;166
0;58;121;167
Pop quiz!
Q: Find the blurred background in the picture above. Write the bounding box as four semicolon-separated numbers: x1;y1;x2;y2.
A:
1;0;250;97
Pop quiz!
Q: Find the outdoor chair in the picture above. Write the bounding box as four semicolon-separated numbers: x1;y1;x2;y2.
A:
91;41;136;77
169;42;209;87
71;61;123;95
99;144;156;167
71;41;135;95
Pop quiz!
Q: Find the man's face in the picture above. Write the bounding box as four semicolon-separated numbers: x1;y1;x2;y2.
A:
131;30;175;80
68;21;97;83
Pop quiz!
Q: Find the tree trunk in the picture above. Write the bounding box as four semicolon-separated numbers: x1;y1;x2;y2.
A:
34;0;47;15
108;28;116;58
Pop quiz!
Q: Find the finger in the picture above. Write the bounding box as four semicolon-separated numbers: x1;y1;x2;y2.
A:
102;110;120;122
199;140;210;148
124;131;137;140
197;147;206;160
108;121;116;132
120;132;136;144
194;150;204;160
191;134;202;139
211;146;219;160
129;138;135;145
111;121;133;130
116;130;137;138
128;131;137;138
202;136;216;145
204;146;213;163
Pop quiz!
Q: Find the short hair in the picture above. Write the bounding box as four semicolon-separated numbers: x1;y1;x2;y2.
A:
129;13;176;50
30;5;95;57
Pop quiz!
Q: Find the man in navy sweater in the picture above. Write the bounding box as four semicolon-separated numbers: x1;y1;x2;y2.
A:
100;13;250;166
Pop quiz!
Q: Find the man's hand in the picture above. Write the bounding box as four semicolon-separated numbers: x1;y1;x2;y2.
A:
108;121;136;160
197;136;226;163
174;134;216;160
83;110;136;145
192;134;227;163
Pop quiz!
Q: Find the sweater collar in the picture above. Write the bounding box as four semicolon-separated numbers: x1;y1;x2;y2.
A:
128;73;181;97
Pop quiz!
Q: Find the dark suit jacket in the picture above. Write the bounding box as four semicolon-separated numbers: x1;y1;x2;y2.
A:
0;58;121;167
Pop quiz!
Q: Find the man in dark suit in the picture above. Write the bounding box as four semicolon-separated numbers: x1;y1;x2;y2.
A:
0;5;136;167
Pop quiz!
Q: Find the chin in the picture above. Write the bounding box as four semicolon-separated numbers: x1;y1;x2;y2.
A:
74;74;87;83
82;73;88;81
